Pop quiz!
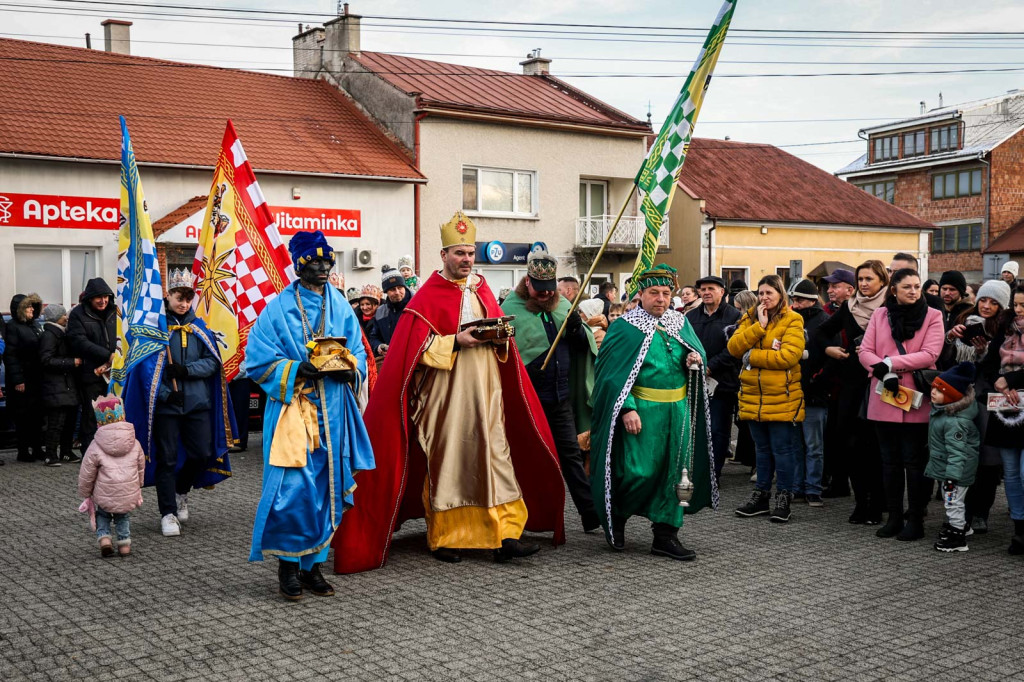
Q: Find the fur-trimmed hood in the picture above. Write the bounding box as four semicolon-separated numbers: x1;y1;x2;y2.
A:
10;293;42;323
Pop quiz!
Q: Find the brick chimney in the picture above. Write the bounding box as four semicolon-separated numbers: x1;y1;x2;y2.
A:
101;19;131;55
520;48;551;76
322;5;361;72
292;24;325;79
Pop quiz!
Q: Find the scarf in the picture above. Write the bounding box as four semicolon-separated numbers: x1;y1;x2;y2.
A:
885;296;929;343
1000;316;1024;373
848;287;886;331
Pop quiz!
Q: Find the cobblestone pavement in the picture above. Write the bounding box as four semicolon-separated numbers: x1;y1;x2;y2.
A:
2;435;1024;681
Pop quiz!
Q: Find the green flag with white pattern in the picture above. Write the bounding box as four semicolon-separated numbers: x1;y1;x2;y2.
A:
629;0;736;296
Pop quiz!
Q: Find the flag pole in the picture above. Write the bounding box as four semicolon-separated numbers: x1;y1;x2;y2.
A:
540;183;637;371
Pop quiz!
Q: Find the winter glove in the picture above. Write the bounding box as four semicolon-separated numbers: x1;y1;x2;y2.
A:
882;374;900;395
296;361;322;380
165;363;188;380
566;309;583;334
168;390;185;407
871;362;889;380
943;479;958;493
325;369;357;386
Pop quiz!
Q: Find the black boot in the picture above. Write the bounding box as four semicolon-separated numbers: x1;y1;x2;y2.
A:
770;491;792;523
934;523;968;553
875;513;904;538
298;563;335;597
277;560;303;601
1010;520;1024;556
494;538;540;562
582;510;602;534
896;516;925;541
735;489;771;517
605;515;626;551
431;548;462;563
650;523;696;561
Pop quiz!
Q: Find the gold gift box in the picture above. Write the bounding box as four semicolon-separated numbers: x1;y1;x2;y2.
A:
306;337;356;373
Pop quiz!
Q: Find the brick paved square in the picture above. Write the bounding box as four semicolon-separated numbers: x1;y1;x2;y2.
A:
2;436;1024;681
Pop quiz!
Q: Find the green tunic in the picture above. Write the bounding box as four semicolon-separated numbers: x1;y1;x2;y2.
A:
589;308;716;538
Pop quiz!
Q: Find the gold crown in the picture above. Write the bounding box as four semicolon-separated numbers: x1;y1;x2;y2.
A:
440;210;476;249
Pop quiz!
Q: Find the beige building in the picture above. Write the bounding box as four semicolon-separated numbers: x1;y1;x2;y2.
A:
292;9;655;294
667;138;935;289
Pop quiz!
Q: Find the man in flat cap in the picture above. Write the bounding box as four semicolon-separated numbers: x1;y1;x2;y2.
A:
501;251;600;532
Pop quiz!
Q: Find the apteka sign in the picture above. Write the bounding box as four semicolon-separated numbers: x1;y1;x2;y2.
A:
0;192;119;230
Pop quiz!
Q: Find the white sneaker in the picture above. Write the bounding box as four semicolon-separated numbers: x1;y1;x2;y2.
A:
175;494;189;523
161;513;181;537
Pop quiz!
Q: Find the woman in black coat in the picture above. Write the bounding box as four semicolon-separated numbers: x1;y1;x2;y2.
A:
39;304;82;466
66;278;116;452
4;293;44;461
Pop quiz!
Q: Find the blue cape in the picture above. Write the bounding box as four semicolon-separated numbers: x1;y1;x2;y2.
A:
246;281;374;561
121;315;235;489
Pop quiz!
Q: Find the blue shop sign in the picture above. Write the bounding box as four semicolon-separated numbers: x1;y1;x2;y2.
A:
475;241;534;264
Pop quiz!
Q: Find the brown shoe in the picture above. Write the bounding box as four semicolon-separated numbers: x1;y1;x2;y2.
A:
99;536;114;557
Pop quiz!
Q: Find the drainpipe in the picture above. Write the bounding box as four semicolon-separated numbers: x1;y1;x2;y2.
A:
414;105;428;273
707;216;717;277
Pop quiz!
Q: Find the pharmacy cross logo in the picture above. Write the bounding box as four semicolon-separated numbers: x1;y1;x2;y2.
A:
0;195;12;224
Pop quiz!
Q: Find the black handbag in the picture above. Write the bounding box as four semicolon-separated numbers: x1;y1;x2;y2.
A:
893;338;939;394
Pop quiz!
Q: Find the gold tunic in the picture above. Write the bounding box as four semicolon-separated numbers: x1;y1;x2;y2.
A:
409;275;527;550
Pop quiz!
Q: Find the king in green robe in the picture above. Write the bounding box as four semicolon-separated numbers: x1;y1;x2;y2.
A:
589;266;717;560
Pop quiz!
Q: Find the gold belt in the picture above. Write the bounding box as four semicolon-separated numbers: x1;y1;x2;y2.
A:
630;385;686;403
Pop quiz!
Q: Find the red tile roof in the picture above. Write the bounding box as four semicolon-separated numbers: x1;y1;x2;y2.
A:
0;39;422;180
152;195;207;239
349;51;650;133
678;138;934;229
986;217;1024;254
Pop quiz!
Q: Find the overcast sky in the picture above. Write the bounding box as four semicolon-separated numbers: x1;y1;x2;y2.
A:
4;0;1024;171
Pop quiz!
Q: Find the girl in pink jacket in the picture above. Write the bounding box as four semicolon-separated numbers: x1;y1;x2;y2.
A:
77;395;145;557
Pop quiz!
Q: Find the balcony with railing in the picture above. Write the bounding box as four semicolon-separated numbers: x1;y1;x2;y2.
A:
575;215;670;250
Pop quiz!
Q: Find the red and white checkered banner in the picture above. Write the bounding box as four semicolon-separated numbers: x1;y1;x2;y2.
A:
192;120;295;381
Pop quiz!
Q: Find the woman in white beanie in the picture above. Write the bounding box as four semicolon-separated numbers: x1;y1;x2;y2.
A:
1001;260;1019;286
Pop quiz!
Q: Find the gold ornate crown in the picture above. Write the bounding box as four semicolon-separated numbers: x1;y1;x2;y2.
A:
440;211;476;249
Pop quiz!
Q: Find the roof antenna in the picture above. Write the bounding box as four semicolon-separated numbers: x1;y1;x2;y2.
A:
85;32;91;49
646;100;652;126
938;91;943;108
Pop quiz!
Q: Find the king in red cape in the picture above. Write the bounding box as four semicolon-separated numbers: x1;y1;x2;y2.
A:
334;212;565;571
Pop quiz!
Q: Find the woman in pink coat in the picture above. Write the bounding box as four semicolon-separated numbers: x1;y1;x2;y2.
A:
859;268;944;542
77;395;145;557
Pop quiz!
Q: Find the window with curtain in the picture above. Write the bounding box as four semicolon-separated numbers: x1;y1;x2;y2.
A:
462;166;537;217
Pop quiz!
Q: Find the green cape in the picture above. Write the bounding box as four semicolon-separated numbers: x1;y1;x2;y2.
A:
589;308;717;540
501;293;597;433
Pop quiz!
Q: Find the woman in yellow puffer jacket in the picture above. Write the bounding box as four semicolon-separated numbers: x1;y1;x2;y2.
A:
727;274;805;524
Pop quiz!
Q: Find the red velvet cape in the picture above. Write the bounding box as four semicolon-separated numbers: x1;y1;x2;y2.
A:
333;271;565;573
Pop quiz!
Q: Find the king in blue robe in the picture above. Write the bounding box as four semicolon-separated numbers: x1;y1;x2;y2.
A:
247;230;374;601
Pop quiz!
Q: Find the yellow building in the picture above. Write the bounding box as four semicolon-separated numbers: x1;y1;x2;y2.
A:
666;139;935;288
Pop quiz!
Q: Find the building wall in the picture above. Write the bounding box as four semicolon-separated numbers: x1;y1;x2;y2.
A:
0;158;415;307
989;129;1024;245
711;223;926;284
417;117;646;287
665;193;707;284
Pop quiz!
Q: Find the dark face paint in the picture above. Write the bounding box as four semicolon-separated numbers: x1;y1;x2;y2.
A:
299;257;332;289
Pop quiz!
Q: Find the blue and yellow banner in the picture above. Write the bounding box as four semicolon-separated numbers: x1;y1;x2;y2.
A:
110;116;168;395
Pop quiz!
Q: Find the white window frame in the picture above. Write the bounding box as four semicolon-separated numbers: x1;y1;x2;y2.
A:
579;179;608;219
462;165;539;219
721;265;749;285
14;245;98;309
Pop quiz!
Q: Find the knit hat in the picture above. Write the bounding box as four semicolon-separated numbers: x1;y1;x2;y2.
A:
398;255;414;272
790;278;820;300
939;270;967;296
42;303;67;323
288;230;335;272
1002;260;1020;278
730;279;747;292
932;362;976;403
381;265;405;292
975;279;1012;310
635;264;679;291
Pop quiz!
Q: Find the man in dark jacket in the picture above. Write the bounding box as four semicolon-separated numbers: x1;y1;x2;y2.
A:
368;265;411;359
4;293;44;462
789;279;833;506
938;270;973;332
686;276;741;481
67;277;116;452
38;304;82;466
